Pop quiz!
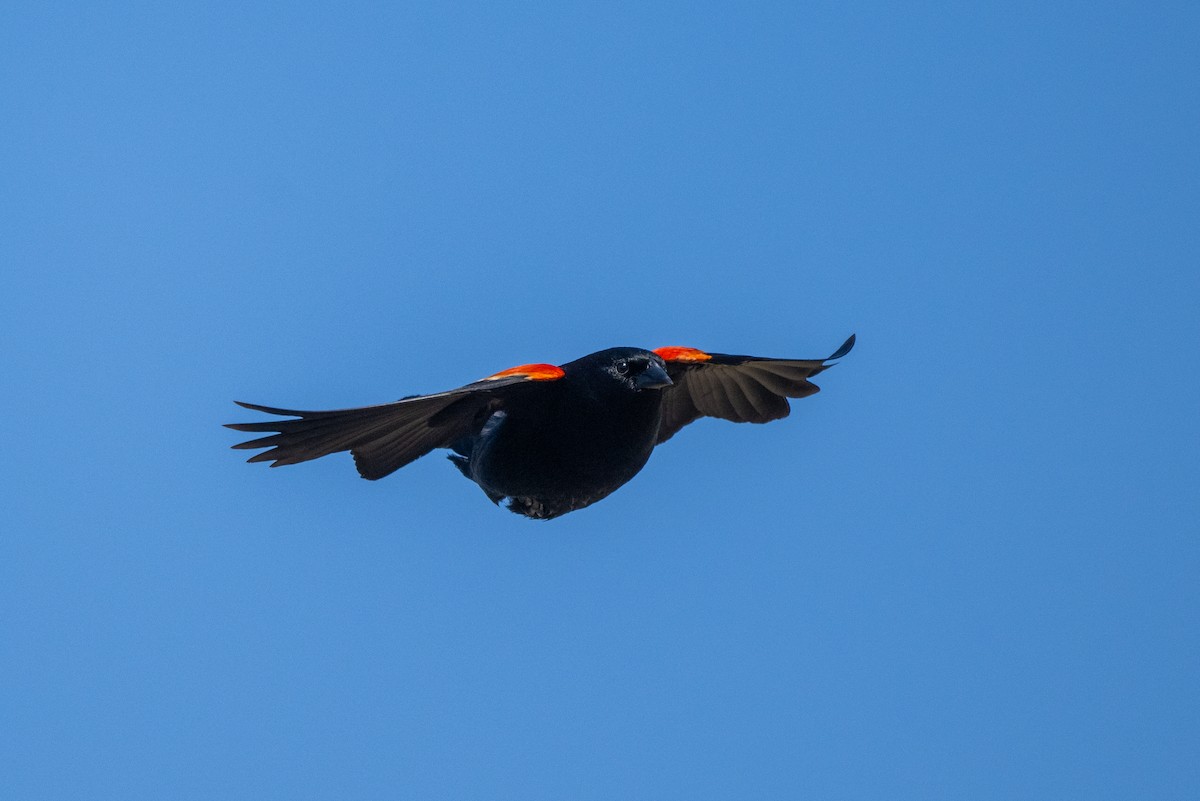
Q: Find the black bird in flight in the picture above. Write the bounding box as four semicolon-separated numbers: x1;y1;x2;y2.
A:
227;334;855;519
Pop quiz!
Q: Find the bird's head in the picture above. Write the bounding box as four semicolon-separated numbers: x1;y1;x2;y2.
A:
597;348;673;392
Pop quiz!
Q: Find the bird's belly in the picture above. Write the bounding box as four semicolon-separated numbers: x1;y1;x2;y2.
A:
470;411;658;507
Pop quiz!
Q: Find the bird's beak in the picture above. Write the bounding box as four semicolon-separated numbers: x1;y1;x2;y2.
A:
636;361;673;390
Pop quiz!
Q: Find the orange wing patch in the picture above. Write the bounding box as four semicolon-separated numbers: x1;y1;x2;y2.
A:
483;363;565;382
653;346;712;363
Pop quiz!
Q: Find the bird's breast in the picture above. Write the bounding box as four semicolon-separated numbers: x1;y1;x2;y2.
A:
470;391;662;499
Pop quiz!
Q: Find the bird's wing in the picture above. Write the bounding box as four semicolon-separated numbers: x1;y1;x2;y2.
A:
653;335;855;444
225;363;564;480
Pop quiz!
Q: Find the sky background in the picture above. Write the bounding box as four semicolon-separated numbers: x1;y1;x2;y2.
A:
2;2;1198;799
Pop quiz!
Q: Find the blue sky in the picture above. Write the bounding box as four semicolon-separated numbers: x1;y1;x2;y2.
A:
2;2;1197;799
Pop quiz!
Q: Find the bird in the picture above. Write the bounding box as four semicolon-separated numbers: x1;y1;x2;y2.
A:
227;334;855;519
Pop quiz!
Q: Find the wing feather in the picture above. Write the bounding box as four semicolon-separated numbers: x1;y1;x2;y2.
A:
226;372;556;480
655;334;854;443
720;371;761;421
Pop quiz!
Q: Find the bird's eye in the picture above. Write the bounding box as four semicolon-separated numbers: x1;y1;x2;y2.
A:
615;359;630;375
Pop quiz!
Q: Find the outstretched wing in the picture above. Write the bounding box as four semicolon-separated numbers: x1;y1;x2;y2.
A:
225;363;564;480
652;334;855;444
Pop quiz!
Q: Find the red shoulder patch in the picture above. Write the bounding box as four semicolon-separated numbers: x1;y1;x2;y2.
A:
653;346;712;363
483;363;565;382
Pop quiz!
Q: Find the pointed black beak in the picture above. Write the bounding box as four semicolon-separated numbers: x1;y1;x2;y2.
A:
636;361;673;390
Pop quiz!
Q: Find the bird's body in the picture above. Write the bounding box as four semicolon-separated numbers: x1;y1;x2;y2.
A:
449;348;668;517
228;336;854;519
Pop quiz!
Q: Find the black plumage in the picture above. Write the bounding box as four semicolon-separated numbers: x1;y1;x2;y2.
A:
227;334;854;519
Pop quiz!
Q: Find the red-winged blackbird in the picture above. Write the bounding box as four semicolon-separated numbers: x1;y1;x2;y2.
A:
227;335;855;519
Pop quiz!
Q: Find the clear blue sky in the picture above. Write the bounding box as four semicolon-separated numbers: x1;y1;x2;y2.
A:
3;2;1197;799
